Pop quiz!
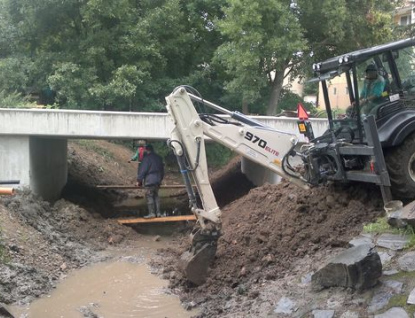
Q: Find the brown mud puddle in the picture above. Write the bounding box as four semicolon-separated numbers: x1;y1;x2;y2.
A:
10;238;197;318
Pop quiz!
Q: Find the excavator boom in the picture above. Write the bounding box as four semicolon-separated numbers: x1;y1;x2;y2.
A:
165;87;310;285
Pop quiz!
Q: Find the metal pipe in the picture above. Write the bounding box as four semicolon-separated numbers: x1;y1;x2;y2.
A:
0;187;15;195
0;180;19;185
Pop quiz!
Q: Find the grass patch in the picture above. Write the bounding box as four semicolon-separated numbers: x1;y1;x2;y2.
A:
363;217;401;234
363;217;415;249
363;217;399;234
380;272;415;315
386;294;415;315
387;270;415;280
76;140;114;160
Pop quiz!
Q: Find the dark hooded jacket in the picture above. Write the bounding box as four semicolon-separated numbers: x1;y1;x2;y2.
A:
137;152;164;186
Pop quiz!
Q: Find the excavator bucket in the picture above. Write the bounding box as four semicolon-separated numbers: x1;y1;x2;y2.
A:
179;243;217;286
178;229;219;285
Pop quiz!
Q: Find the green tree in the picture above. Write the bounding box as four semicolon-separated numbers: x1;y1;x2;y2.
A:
277;89;314;114
215;0;306;115
0;0;227;110
215;0;396;115
299;0;395;59
0;0;398;112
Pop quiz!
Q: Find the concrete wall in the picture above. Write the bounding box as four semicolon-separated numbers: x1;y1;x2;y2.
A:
29;137;67;201
0;108;172;139
0;136;67;201
241;158;281;186
0;108;329;140
0;136;30;185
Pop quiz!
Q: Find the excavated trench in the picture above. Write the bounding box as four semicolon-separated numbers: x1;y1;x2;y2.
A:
3;151;255;317
62;157;255;224
1;139;394;317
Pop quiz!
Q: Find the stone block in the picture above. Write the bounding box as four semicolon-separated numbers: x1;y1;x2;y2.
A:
312;244;382;291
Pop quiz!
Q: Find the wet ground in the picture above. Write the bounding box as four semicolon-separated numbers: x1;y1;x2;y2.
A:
3;140;401;317
9;237;197;318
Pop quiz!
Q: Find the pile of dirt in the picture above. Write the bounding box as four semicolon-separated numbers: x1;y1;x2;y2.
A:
154;171;385;316
210;181;383;289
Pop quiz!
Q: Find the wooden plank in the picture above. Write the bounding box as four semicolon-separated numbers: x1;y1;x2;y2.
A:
118;215;197;224
97;185;191;189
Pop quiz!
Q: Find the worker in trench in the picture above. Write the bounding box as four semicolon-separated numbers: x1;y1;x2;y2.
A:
136;144;165;218
128;139;147;166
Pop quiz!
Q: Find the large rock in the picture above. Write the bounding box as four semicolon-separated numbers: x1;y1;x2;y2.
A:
386;200;415;228
374;307;409;318
376;234;410;251
311;244;382;291
397;251;415;272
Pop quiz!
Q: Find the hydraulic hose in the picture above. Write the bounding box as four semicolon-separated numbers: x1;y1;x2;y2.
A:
167;139;198;209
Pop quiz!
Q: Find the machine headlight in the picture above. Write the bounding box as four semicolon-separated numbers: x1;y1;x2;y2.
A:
313;63;322;71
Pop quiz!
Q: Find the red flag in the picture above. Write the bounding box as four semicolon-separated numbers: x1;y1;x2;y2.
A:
297;103;309;120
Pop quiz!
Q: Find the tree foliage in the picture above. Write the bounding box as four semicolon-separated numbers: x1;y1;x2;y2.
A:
0;0;401;114
0;0;227;110
215;0;396;115
214;0;306;115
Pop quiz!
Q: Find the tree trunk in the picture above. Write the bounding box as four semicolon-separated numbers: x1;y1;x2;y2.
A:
267;71;285;115
242;98;249;114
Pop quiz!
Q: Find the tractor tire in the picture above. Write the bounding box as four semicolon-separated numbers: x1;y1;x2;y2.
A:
385;132;415;200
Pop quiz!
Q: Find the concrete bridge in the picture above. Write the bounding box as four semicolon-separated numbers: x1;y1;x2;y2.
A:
0;108;329;201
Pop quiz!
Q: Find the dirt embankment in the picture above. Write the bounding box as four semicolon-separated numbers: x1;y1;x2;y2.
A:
0;140;146;304
0;191;140;304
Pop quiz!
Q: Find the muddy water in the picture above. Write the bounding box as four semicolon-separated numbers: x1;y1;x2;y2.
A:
10;239;197;318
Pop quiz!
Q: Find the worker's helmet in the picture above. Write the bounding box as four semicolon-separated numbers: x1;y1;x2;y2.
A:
365;64;378;79
137;139;147;146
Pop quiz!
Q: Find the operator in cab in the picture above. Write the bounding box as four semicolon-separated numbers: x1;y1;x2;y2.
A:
346;64;386;119
358;64;386;115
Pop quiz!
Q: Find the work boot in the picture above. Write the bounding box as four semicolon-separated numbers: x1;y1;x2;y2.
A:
144;203;156;218
144;202;157;219
155;198;161;216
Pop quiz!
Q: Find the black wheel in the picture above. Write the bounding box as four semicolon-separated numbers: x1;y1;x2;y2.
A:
385;132;415;200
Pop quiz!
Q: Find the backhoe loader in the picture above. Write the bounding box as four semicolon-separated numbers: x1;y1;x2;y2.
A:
165;37;415;285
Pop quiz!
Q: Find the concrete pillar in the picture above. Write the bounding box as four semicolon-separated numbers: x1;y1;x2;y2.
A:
29;137;67;201
241;157;281;186
0;136;30;185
